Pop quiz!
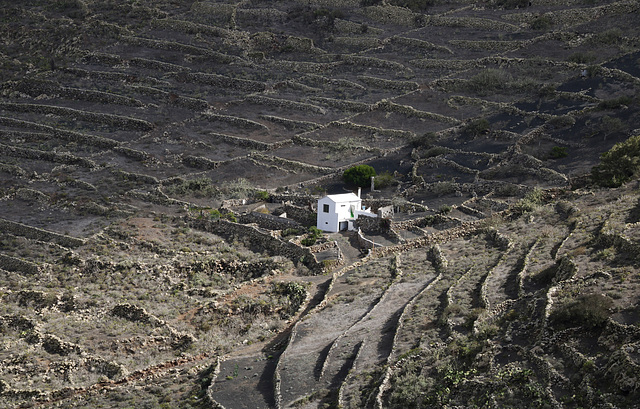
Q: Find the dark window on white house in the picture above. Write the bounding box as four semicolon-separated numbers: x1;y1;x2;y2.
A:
323;204;330;213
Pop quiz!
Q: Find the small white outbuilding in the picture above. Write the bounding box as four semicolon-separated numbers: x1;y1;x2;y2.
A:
316;192;376;233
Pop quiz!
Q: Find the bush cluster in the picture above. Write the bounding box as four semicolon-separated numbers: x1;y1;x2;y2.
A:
374;171;395;189
301;226;323;247
549;146;568;159
511;188;544;215
597;95;633;110
467;69;512;95
530;15;553;30
549;293;613;329
568;52;596;64
493;0;529;9
462;118;490;137
592;134;640;187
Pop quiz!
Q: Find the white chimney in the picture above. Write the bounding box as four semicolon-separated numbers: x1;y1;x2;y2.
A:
357;187;361;198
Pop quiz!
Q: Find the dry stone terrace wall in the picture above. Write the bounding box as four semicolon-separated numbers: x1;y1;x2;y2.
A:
186;217;324;275
0;116;119;149
0;143;96;168
238;211;301;230
0;218;85;248
282;203;317;227
0;254;42;275
0;103;154;132
8;79;144;107
354;214;388;233
1;0;639;406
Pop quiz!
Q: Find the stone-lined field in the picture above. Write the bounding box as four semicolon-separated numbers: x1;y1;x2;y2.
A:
1;0;639;408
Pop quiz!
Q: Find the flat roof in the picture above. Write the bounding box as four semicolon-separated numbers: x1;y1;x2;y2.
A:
323;193;360;202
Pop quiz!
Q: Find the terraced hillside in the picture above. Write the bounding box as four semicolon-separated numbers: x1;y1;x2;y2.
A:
0;0;639;408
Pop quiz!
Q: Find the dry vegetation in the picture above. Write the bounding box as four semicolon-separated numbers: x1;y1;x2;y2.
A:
1;0;639;408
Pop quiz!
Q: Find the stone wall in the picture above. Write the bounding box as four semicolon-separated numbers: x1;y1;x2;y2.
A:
0;116;119;149
282;203;317;227
355;229;384;251
0;102;153;132
0;218;85;248
354;214;390;234
187;217;324;275
392;214;461;231
238;212;301;230
270;193;316;207
371;219;485;259
0;254;41;275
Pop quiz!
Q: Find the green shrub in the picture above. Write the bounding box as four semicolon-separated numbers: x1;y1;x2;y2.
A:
586;65;603;77
592;134;640;187
494;0;529;9
598;115;625;141
165;177;217;198
282;228;301;237
549;146;568;159
512;188;544;214
424;146;450;158
463;118;490;137
530;15;553;30
254;190;270;201
591;28;623;45
271;281;307;317
597;96;633;110
308;226;323;240
568;52;596;64
546;115;575;129
374;171;395;189
439;204;452;214
220;178;254;199
410;132;437;149
433;181;456;197
301;227;322;246
467;69;512;95
343;164;376;187
549;293;613;329
301;237;316;246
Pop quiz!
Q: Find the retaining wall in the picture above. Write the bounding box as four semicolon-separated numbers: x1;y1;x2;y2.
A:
238;212;301;230
0;218;85;248
187;218;324;275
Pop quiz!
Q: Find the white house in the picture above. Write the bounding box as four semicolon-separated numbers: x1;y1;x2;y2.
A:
316;192;376;233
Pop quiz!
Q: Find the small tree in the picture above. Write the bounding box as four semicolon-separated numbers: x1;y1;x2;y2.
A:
343;165;376;187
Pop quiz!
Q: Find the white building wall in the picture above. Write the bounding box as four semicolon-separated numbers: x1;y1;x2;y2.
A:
317;197;339;232
316;193;363;233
